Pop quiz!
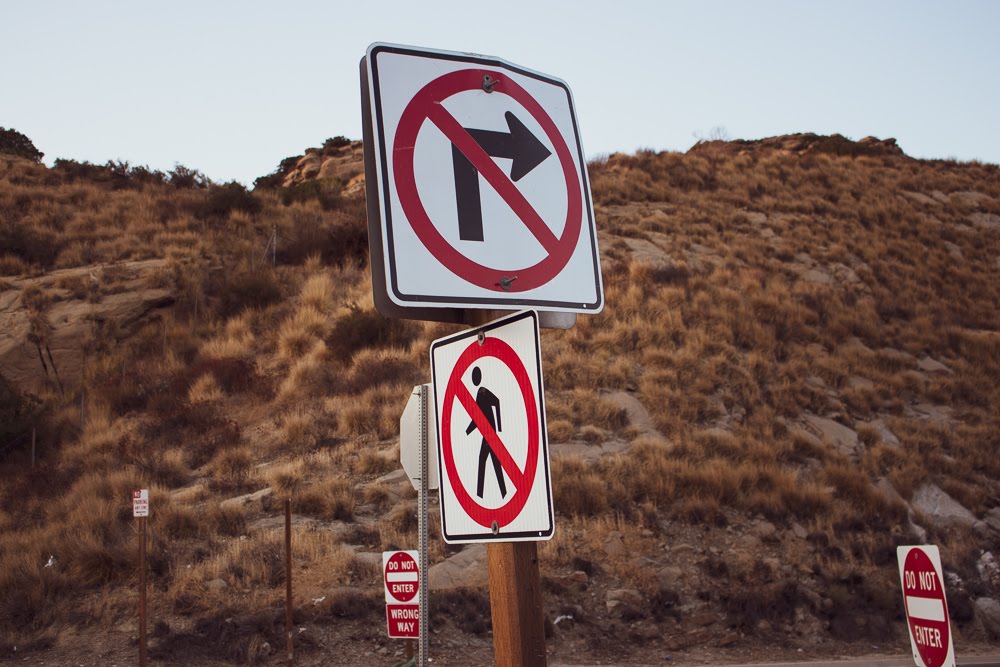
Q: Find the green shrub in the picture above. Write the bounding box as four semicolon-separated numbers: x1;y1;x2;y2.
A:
279;203;368;266
321;136;352;155
216;270;282;317
197;182;261;219
280;179;343;210
0;128;43;162
253;155;300;190
51;158;166;189
327;305;419;363
0;374;42;458
0;218;63;267
168;164;209;189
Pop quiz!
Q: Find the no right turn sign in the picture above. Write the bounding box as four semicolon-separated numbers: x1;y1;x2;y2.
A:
362;43;603;315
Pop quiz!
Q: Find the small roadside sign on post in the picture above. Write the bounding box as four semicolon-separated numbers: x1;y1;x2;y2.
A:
361;42;602;321
430;310;553;543
133;489;149;517
384;550;420;639
898;545;956;667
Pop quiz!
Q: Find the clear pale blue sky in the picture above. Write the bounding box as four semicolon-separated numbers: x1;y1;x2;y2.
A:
3;0;998;185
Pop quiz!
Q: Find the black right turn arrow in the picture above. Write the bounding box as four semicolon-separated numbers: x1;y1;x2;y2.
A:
452;111;552;242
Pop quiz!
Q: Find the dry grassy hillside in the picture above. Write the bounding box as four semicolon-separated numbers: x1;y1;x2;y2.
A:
1;131;999;665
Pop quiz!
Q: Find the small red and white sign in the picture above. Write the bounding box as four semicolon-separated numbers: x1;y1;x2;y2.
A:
363;42;603;314
431;310;553;543
898;545;955;667
383;550;419;638
132;489;149;518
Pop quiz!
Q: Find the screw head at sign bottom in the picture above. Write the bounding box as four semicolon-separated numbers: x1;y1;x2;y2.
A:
491;520;499;535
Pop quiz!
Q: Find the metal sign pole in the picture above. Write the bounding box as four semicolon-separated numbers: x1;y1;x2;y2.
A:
139;515;147;667
286;499;294;665
417;383;430;667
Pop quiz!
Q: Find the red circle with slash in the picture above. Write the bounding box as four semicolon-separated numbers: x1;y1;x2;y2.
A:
440;337;539;527
393;68;583;292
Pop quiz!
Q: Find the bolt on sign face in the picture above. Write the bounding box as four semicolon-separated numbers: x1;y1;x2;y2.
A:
897;545;955;667
430;310;553;543
361;42;603;315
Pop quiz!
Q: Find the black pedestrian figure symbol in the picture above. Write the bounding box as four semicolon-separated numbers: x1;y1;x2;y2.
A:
465;366;507;499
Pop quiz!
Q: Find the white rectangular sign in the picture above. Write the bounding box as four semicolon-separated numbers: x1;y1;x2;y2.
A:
362;43;603;315
132;489;149;518
383;550;420;639
430;310;553;543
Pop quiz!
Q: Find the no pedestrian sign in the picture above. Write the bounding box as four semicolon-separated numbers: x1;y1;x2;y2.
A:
430;310;553;543
362;43;603;314
383;550;419;638
897;545;955;667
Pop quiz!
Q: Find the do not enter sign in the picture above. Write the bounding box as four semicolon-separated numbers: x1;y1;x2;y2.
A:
898;545;955;667
383;550;419;638
384;551;419;603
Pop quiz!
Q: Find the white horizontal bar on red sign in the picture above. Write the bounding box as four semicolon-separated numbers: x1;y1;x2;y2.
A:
386;572;418;582
907;596;946;623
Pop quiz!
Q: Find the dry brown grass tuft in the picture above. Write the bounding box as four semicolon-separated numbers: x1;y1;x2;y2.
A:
326;382;410;440
265;460;307;494
356;448;395;476
551;456;609;517
208;448;256;491
200;311;256;358
187;373;224;404
277;341;333;401
294;478;356;521
300;272;336;312
277;307;330;360
276;410;317;451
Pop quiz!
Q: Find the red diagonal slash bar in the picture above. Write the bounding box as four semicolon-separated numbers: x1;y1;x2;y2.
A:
427;102;560;255
454;383;527;491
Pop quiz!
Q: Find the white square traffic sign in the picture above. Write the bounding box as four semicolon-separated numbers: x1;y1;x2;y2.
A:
430;310;553;543
362;43;603;315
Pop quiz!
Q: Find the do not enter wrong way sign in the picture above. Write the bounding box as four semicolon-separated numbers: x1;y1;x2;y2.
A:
898;545;955;667
361;43;603;316
430;310;553;543
383;550;419;638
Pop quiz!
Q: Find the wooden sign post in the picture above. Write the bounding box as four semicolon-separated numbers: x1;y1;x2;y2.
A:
488;542;546;666
467;311;547;667
133;489;149;667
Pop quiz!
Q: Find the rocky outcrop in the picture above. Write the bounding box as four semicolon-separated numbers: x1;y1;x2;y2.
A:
797;414;860;458
688;133;906;159
0;259;174;393
910;483;981;532
279;141;365;193
975;598;1000;638
428;544;487;589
